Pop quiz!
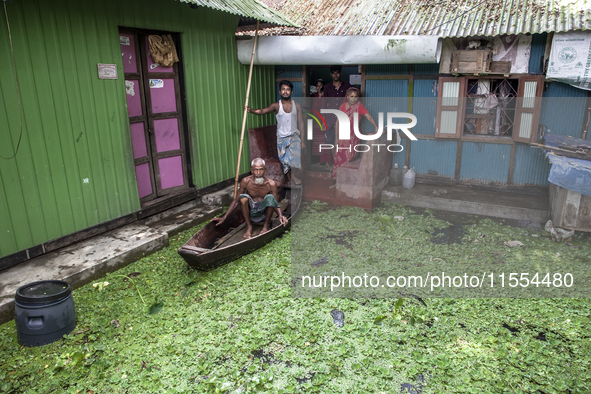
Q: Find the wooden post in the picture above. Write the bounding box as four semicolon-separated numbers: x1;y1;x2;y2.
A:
234;21;259;199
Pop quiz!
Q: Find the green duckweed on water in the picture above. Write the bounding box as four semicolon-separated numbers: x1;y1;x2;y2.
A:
292;202;591;298
0;203;590;394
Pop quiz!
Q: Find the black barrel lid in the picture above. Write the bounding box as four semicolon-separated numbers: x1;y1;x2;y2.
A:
15;280;71;305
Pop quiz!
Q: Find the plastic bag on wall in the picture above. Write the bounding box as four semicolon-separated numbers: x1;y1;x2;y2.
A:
148;34;179;67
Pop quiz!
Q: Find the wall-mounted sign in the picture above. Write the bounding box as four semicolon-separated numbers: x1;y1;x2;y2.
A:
120;36;130;46
349;74;362;85
98;63;117;79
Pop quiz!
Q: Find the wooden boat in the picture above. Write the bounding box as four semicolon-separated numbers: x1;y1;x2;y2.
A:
178;186;302;270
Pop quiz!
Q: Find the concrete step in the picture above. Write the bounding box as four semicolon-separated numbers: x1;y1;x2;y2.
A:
0;224;167;323
381;184;549;224
0;201;223;324
141;203;222;236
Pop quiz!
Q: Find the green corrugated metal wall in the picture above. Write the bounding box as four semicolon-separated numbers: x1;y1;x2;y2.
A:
0;0;275;258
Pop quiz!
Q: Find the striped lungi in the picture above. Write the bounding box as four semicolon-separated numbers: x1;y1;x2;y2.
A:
277;131;302;174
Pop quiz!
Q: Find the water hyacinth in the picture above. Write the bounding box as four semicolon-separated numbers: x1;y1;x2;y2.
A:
0;203;589;393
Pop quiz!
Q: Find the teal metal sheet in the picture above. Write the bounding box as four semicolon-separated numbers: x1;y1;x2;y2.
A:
414;64;440;75
412;80;438;136
365;80;409;100
513;144;551;185
528;33;547;75
460;142;511;183
276;65;302;79
366;65;409;75
366;64;438;76
409;139;456;177
540;82;588;138
365;80;409;138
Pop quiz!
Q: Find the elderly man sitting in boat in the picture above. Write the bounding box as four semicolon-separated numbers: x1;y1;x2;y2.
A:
210;158;288;239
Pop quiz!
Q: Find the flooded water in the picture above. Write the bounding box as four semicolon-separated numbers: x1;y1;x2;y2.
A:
431;224;467;245
409;207;545;245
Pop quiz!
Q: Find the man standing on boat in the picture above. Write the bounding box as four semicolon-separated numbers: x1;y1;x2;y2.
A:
210;158;288;239
246;80;305;185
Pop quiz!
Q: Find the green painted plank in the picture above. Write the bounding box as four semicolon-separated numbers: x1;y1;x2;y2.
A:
42;0;88;233
10;0;51;247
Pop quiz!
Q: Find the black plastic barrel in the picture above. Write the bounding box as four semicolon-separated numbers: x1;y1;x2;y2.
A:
14;280;76;347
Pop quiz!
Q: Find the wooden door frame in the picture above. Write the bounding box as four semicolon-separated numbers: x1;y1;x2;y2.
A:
138;30;190;197
120;27;193;204
119;28;158;204
173;33;194;190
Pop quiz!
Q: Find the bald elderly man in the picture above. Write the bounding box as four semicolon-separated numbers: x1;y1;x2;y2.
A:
211;158;288;239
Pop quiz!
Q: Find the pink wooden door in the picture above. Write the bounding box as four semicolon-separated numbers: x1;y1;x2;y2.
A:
120;29;189;204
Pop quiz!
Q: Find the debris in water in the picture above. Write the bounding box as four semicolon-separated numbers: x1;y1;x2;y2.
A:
331;309;344;328
545;220;574;242
504;241;523;247
311;257;329;266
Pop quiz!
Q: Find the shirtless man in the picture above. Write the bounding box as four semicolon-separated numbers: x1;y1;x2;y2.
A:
247;80;305;185
210;158;288;239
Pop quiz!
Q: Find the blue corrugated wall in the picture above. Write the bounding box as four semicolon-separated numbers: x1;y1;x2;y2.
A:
410;140;456;177
510;80;589;185
276;66;302;79
412;79;438;135
366;64;409;75
364;80;409;130
365;79;409;169
414;64;440;75
513;144;551;186
366;64;439;75
365;79;409;99
529;33;547;74
540;82;588;137
460;142;512;183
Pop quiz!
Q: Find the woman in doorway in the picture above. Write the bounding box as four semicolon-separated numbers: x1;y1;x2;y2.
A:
311;79;332;167
332;87;379;179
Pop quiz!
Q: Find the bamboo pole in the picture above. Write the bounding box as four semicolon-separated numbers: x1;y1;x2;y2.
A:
234;20;260;199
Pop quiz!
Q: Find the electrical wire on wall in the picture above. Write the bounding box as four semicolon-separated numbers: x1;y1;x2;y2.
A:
2;0;23;160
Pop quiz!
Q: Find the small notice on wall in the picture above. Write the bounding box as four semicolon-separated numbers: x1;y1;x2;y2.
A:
97;64;117;79
547;31;591;91
120;36;130;46
349;74;362;85
149;79;164;88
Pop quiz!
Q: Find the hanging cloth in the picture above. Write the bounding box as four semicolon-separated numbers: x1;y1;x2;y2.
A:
148;34;179;67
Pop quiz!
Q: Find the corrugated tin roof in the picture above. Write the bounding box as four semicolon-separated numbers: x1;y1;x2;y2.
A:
236;0;591;37
180;0;297;26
